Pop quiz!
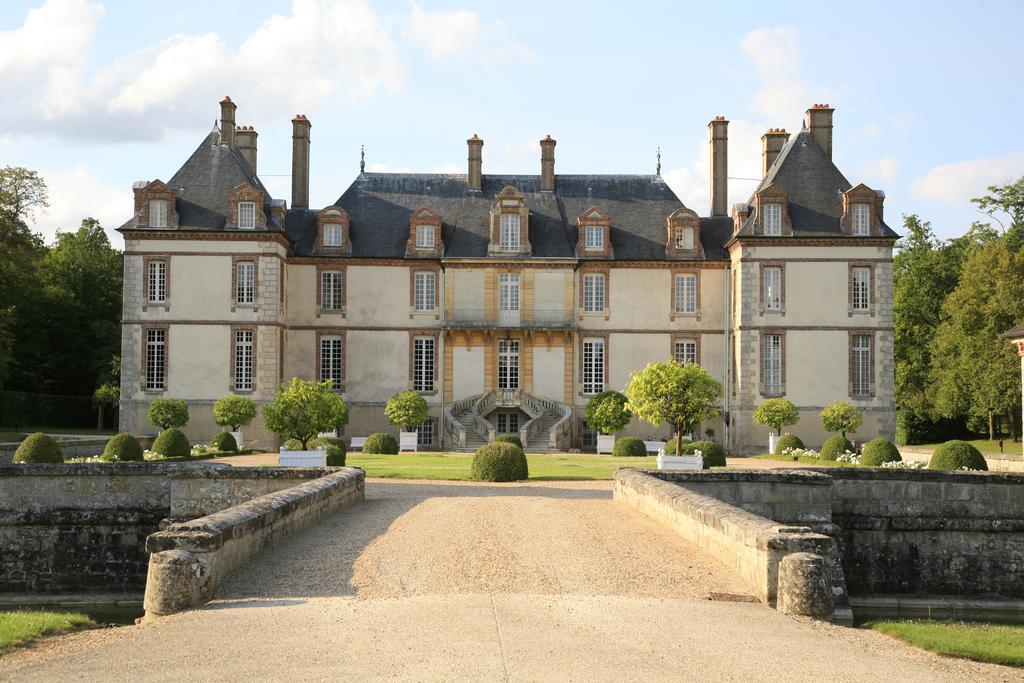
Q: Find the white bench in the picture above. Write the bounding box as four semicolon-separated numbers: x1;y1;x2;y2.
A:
644;440;666;454
349;437;367;451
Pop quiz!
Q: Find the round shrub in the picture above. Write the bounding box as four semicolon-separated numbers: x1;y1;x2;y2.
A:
364;432;398;455
613;437;646;457
664;440;725;467
494;434;523;450
152;428;191;458
211;431;238;453
860;437;901;466
311;436;347;466
282;438;304;451
102;433;143;462
471;442;528;482
13;432;63;464
820;435;855;461
776;433;805;452
929;440;988;471
147;398;189;430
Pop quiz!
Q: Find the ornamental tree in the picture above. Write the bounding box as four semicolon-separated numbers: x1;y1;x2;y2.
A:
821;401;863;439
624;360;722;458
147;398;189;430
213;395;257;431
262;378;349;449
753;398;799;437
385;390;429;431
584;391;632;435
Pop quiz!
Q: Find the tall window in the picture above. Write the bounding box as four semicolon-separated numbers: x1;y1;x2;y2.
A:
145;329;166;391
582;273;605;313
585;225;604;249
763;266;782;311
674;225;694;250
763;334;783;396
852;204;870;236
852;267;871;311
238;201;256;229
234;330;254;391
319;335;343;390
416;420;435;447
323;223;343;247
321;271;343;311
763;203;782;235
149;200;168;228
498;339;519;389
674;339;697;365
147;260;167;304
582;338;605;395
416;224;435;248
851;334;871;397
413;336;435;392
674;273;697;314
500;214;520;251
414;272;436;311
236;262;255;305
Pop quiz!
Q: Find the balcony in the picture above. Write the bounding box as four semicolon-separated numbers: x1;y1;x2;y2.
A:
444;308;574;330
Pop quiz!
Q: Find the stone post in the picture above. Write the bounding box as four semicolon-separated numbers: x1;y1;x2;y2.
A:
777;552;833;617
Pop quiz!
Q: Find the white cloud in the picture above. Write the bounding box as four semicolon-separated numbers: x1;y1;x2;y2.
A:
34;166;127;247
740;26;835;124
402;2;537;63
911;154;1024;203
860;157;900;186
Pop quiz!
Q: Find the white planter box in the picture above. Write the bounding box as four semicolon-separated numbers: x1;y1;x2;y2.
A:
399;431;418;452
597;434;616;454
230;431;243;449
279;447;326;467
657;453;703;471
769;433;779;455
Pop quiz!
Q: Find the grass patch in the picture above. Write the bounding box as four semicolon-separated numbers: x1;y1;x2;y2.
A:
347;452;659;481
751;453;862;467
0;611;96;651
868;619;1024;668
914;439;1018;456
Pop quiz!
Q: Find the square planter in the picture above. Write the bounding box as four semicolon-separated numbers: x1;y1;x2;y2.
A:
399;430;418;452
656;453;703;471
279;447;326;467
230;431;244;449
596;434;616;454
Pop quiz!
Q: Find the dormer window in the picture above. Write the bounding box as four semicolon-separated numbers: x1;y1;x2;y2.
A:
238;201;256;229
674;225;695;250
150;200;168;228
852;204;870;236
576;207;611;257
324;223;343;247
317;206;352;254
133;179;178;229
754;184;791;236
488;186;530;255
416;224;435;248
500;214;521;251
406;206;443;257
841;184;883;236
665;208;702;258
585;225;604;249
763;204;782;235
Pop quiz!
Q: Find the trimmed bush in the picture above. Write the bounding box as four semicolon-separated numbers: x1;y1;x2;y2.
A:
147;399;189;430
152;428;190;458
211;431;238;453
364;432;398;455
613;437;646;457
471;442;528;482
102;433;143;462
13;432;63;464
213;396;257;431
663;440;725;467
311;436;347;466
929;440;988;471
494;434;523;449
860;437;901;466
820;435;855;461
776;433;805;452
282;438;303;451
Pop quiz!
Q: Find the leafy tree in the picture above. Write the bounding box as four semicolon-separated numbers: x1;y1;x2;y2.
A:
263;378;349;449
0;166;49;225
624;360;722;458
213;396;258;431
584;390;632;434
972;177;1024;249
752;398;799;436
821;401;863;439
385;390;429;430
92;355;120;429
147;399;190;430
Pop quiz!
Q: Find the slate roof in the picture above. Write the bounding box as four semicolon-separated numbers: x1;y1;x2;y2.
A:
1001;323;1024;339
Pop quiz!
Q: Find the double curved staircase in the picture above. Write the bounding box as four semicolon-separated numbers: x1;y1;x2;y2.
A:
443;389;572;452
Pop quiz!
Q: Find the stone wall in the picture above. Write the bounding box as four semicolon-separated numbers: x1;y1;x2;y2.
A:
168;467;331;519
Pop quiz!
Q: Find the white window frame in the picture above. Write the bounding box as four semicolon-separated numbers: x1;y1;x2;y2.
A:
234;329;254;391
323;223;343;247
321;271;343;311
851;334;871;397
238;201;256;230
149;199;168;228
145;329;166;391
147;261;167;304
584;225;604;250
674;225;694;250
674;339;697;365
416;224;435;248
852;267;871;311
497;338;520;390
582;338;605;395
763;266;782;311
582;273;605;313
414;272;436;312
319;335;343;391
236;261;255;305
416;419;435;447
763;334;783;396
413;336;435;392
852;203;870;236
674;273;697;314
500;213;521;252
763;203;782;235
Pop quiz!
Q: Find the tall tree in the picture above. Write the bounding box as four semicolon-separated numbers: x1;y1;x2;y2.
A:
972;177;1024;250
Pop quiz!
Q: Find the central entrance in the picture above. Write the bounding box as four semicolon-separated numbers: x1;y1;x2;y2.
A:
498;273;520;326
495;411;520;434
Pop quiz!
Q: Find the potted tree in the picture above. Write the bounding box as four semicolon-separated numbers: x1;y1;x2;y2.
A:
213;395;257;449
263;378;349;466
585;391;632;454
753;398;800;454
625;360;722;471
385;390;429;452
821;400;863;440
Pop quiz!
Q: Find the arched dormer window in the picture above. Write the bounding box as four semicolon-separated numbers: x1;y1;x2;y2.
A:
488;186;531;256
665;208;702;258
317;206;351;255
229;182;266;230
132;180;178;229
842;183;884;237
406;206;443;257
754;184;791;237
576;207;612;258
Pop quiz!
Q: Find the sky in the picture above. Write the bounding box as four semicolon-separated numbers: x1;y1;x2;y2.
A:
1;0;1022;249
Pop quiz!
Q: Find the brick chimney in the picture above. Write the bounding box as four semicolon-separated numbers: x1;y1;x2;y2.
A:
806;104;834;159
761;128;789;176
540;135;556;192
467;134;483;192
291;115;311;209
708;116;729;217
235;126;258;174
220;96;236;147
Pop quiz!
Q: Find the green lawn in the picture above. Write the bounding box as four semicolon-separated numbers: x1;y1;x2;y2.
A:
0;611;95;651
347;452;658;481
914;438;1020;456
868;619;1024;668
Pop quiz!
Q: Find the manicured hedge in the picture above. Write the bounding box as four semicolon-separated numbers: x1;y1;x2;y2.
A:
211;431;238;453
152;428;190;458
102;433;143;462
664;440;725;467
494;434;523;450
929;440;988;471
820;435;854;461
776;433;805;452
613;437;647;457
311;436;347;466
13;432;63;463
471;442;528;482
364;432;399;455
860;437;901;466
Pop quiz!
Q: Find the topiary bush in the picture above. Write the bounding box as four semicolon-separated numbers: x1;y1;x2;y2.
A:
211;431;238;453
929;440;988;471
663;440;725;467
820;435;855;461
776;433;805;452
13;432;63;464
282;438;303;451
102;433;143;462
494;434;523;449
147;399;189;430
471;442;528;482
364;432;398;455
152;428;191;458
860;437;901;466
613;437;646;457
310;436;347;466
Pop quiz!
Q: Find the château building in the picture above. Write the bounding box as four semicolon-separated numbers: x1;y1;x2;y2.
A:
118;98;896;452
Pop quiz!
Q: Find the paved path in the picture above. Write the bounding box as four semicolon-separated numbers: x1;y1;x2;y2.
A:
2;480;1016;681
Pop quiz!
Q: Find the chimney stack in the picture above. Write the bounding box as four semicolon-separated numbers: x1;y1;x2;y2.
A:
761;128;789;176
291;115;311;209
806;104;834;159
539;135;556;192
235;126;258;174
708;116;729;217
220;96;237;147
467;134;483;192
